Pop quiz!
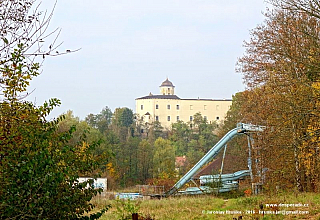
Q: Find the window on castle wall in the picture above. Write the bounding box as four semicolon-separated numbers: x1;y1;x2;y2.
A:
141;105;143;110
176;105;179;110
190;116;193;121
167;105;170;109
167;116;171;121
177;116;179;121
204;105;207;110
204;116;207;121
156;104;159;109
216;116;220;120
190;105;193;110
155;116;159;121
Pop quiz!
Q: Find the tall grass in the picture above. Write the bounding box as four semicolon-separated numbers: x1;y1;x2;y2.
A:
94;192;320;220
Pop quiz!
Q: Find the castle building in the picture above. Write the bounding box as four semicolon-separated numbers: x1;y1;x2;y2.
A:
135;78;232;129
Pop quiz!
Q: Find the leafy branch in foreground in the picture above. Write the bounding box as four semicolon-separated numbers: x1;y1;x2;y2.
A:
0;20;109;220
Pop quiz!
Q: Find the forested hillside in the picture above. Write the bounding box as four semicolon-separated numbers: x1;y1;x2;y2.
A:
59;109;221;189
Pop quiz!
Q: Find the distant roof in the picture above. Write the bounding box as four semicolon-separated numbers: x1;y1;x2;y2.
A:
135;95;232;101
160;78;175;87
181;98;232;101
136;95;180;100
175;156;187;167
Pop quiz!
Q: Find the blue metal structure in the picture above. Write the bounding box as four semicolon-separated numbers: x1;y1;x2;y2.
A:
199;170;250;185
165;123;265;196
177;170;251;195
115;192;143;200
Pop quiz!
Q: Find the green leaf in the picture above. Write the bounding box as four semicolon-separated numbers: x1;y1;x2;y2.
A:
2;38;8;44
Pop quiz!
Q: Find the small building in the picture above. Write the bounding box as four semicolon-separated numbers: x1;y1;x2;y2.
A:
135;78;232;129
78;177;107;190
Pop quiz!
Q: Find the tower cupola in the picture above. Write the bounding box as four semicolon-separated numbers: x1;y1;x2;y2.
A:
160;78;175;95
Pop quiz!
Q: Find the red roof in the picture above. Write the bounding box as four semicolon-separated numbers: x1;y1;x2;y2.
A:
175;156;187;167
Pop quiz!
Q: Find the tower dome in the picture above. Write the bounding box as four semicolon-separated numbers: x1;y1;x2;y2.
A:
160;78;174;87
160;78;175;95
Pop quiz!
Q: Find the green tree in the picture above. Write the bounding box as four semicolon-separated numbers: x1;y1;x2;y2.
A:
191;113;218;153
85;106;113;134
111;107;134;141
153;137;175;178
58;110;90;146
137;139;154;182
170;113;218;162
113;107;134;128
148;121;165;141
170;120;191;155
0;46;108;219
111;137;141;187
125;137;140;185
185;147;204;172
59;110;112;172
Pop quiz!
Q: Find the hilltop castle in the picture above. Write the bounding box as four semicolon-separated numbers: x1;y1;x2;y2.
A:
135;78;232;129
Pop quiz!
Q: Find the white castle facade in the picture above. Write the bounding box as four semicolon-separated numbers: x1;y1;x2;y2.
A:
135;78;232;129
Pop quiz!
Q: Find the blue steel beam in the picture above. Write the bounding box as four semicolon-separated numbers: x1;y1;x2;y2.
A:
165;124;247;196
199;170;250;184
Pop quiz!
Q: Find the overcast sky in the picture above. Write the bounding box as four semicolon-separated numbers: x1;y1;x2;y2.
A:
27;0;269;120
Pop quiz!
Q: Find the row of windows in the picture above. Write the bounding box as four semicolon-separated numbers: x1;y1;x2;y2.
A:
154;115;218;122
155;104;180;110
141;104;221;111
155;116;180;121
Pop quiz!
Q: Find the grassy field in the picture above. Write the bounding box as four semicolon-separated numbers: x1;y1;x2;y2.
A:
92;192;320;220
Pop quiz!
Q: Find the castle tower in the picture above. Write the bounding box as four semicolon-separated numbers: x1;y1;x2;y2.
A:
160;78;175;95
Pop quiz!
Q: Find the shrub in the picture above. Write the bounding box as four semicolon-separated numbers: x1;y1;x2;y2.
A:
0;44;109;219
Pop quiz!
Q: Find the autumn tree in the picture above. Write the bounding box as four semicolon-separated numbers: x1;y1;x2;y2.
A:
271;0;320;19
237;7;320;192
217;92;267;179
